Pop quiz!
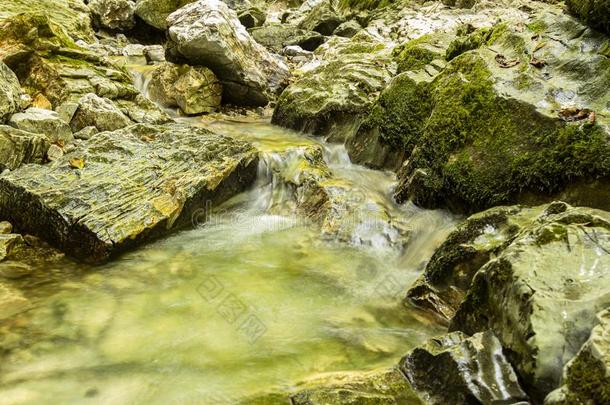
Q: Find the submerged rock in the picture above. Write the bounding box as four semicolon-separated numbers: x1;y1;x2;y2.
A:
0;62;26;123
0;126;50;171
291;368;424;404
443;202;610;399
545;307;610;404
400;331;529;404
9;108;74;145
166;0;290;106
0;282;29;320
0;123;258;262
88;0;136;31
148;62;222;115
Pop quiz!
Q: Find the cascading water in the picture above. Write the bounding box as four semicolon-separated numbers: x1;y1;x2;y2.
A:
0;62;459;403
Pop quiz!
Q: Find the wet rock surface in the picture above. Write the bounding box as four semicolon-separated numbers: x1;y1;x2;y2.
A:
0;123;258;262
545;307;610;404
400;330;529;404
444;202;610;399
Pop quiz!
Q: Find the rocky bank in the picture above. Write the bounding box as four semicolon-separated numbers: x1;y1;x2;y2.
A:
0;0;608;404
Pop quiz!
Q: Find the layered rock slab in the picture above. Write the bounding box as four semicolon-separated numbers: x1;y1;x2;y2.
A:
0;124;258;262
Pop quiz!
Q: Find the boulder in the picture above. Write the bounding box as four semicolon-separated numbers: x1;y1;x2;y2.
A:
566;0;609;34
545;308;610;404
148;62;222;115
88;0;136;31
166;0;290;106
400;331;529;404
0;62;26;123
0;125;50;171
0;221;12;234
291;368;425;404
250;24;325;53
0;123;258;262
0;0;94;42
70;93;132;133
0;282;29;320
134;0;194;30
272;33;393;141
447;202;610;399
352;12;610;212
406;204;545;321
8;108;73;145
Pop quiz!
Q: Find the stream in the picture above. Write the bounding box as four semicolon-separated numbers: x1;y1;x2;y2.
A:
0;62;459;404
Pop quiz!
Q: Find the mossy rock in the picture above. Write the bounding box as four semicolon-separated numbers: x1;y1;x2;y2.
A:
272;33;393;141
0;0;94;42
135;0;195;30
405;204;545;321
565;0;610;34
355;10;610;212
448;203;610;400
250;24;325;53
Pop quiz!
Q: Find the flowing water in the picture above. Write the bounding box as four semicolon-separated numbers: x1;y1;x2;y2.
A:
0;63;459;404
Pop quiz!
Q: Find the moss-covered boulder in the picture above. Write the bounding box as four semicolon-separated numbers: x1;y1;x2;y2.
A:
272;32;393;141
0;62;27;123
400;331;529;404
356;10;610;212
0;123;258;262
545;307;610;404
298;1;346;35
565;0;610;34
0;0;94;42
405;204;544;322
0;125;49;171
291;368;424;404
148;62;222;115
445;202;610;399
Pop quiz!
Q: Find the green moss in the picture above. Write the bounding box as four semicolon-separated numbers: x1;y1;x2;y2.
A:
393;35;442;73
338;0;398;10
366;51;610;211
527;19;548;34
564;350;610;403
445;23;513;61
565;0;610;34
360;73;431;150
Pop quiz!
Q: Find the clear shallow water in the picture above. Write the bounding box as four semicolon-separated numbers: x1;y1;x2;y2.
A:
0;67;458;404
